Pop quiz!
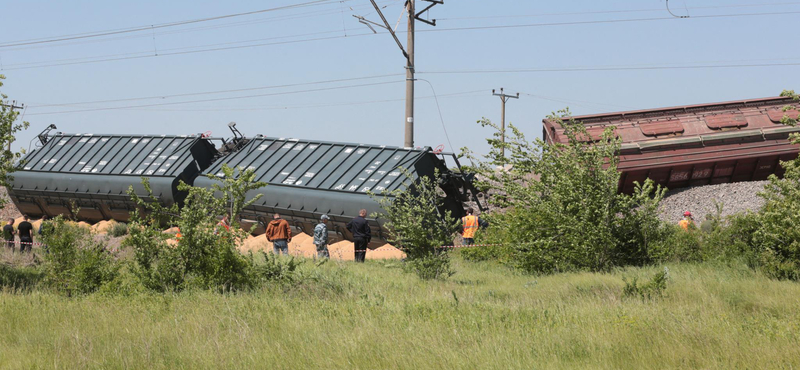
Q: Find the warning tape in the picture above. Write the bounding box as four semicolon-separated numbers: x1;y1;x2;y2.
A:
348;244;501;253
3;240;47;247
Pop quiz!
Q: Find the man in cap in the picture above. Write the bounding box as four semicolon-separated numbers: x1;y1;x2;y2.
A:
313;215;330;259
679;211;694;231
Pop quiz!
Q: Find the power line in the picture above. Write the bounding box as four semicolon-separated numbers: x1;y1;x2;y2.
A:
25;80;405;116
41;90;486;112
418;62;800;74
27;73;404;108
0;0;339;48
420;10;800;33
437;1;800;21
0;1;396;53
5;9;799;72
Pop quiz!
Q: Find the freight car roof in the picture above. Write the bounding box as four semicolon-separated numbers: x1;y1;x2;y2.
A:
203;136;435;194
21;134;212;177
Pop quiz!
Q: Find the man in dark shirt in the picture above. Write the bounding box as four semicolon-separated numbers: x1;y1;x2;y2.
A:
346;209;371;263
3;218;15;251
17;216;34;252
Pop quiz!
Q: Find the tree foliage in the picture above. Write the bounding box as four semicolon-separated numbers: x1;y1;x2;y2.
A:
744;91;800;279
0;75;30;205
371;169;458;280
124;164;267;291
462;112;667;274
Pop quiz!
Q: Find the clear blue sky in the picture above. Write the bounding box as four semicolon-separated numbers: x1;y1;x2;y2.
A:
1;0;798;156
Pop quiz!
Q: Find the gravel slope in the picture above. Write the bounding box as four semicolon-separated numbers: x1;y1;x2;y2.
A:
658;181;769;223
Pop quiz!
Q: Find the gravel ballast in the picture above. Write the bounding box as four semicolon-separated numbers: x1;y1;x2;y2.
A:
658;180;769;224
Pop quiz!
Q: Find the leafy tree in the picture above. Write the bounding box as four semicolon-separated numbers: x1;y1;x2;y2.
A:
746;91;800;279
371;169;459;280
462;112;666;274
0;75;30;203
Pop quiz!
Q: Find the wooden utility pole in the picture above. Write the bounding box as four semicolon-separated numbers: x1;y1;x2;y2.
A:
361;0;442;148
1;101;24;152
492;88;518;160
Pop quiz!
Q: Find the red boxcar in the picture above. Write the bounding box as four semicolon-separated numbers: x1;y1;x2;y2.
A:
542;96;800;193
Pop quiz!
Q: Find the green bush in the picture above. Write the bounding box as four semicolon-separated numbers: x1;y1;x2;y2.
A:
250;251;302;286
622;267;669;300
125;164;266;292
372;170;459;280
109;222;128;237
40;217;118;296
462;113;667;274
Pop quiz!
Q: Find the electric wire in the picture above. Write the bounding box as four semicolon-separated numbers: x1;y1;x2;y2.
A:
27;73;404;108
418;61;800;75
5;9;799;71
25;80;405;116
0;0;339;48
416;78;454;152
437;1;800;21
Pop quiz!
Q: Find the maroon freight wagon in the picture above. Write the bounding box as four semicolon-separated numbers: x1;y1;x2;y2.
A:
542;96;800;193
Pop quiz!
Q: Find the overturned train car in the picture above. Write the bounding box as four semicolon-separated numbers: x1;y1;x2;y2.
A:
543;96;800;193
8;132;477;246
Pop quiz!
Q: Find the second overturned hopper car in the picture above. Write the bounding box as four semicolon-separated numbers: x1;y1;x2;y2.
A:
543;96;800;193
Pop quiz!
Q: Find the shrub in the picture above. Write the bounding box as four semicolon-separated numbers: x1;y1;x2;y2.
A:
372;170;460;280
125;164;266;292
462;113;667;274
40;216;118;296
250;251;302;286
109;222;128;237
622;267;669;300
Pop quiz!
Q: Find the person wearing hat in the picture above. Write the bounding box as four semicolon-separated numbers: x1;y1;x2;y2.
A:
313;215;330;258
679;211;694;231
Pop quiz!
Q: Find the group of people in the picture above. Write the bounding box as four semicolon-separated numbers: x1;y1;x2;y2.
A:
263;209;373;262
3;215;48;253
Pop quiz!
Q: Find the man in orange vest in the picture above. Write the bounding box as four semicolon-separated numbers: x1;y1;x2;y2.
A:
679;211;694;231
461;208;485;246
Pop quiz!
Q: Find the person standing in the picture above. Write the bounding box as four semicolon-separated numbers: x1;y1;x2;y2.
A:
17;216;34;252
3;218;15;251
679;211;694;231
460;208;485;246
214;215;231;235
313;215;330;259
265;213;291;255
346;209;371;263
38;215;49;238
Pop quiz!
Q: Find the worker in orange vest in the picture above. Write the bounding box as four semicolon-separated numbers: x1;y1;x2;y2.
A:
461;208;486;245
214;215;231;235
679;211;694;231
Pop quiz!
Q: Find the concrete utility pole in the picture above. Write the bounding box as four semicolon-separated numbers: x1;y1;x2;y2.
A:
405;0;415;148
360;0;442;148
492;88;518;159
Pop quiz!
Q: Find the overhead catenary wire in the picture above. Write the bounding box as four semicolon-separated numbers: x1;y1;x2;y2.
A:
418;61;800;75
0;0;340;48
25;80;405;116
5;9;800;71
5;8;800;71
437;1;800;21
0;1;396;53
27;73;404;108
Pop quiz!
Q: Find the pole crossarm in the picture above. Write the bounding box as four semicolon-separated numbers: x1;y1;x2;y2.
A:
414;0;442;26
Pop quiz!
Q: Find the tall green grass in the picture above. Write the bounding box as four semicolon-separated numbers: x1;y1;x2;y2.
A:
1;255;799;369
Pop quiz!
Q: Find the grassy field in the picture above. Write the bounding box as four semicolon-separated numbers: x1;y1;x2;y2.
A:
1;254;799;369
